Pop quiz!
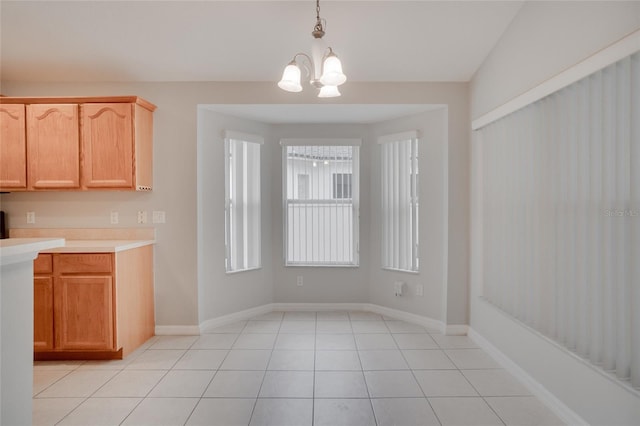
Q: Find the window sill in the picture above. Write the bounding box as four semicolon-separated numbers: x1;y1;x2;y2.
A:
285;263;359;268
226;266;262;274
381;267;419;275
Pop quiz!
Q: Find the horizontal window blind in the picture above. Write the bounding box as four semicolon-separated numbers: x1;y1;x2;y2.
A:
283;143;359;266
479;52;639;389
379;131;419;272
225;132;262;272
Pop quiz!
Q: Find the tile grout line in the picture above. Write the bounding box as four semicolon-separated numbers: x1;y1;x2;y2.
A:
182;323;247;425
389;318;445;426
246;314;284;425
352;311;379;426
312;314;317;426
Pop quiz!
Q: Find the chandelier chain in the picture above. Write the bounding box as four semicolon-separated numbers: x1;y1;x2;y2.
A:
313;0;324;35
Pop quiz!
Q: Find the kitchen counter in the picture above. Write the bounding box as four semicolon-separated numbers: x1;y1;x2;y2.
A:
0;237;65;265
41;239;155;253
0;237;65;425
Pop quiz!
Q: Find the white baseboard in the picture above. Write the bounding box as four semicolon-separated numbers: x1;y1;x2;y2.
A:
159;303;467;337
199;304;274;333
468;327;587;426
155;325;201;335
271;302;368;312
365;304;445;333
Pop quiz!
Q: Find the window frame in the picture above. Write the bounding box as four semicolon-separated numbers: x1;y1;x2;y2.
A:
281;138;361;268
224;131;263;274
378;131;420;273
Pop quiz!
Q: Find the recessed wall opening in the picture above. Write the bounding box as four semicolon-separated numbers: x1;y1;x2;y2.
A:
196;104;449;326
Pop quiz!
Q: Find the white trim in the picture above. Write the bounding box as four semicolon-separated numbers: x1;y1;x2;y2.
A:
271;302;368;312
377;130;420;145
193;302;453;335
155;325;201;336
472;29;640;130
224;130;264;144
365;304;445;334
199;304;274;333
468;327;588;426
279;138;362;146
381;267;420;275
444;324;469;336
225;266;262;275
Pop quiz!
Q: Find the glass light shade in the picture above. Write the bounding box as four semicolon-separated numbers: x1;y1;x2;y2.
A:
278;63;303;92
320;53;346;86
318;85;341;98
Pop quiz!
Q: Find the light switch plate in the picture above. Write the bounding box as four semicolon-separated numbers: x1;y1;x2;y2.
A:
110;211;119;224
26;211;36;224
152;211;166;224
137;211;148;224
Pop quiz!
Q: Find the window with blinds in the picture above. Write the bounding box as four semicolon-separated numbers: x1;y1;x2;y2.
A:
282;140;360;266
224;131;262;273
478;51;640;389
379;131;420;272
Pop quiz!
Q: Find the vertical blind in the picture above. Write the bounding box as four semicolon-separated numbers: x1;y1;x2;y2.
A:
379;131;420;272
479;52;639;389
282;142;360;266
224;132;262;272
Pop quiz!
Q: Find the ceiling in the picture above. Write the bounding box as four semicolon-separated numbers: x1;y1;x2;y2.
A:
0;0;524;83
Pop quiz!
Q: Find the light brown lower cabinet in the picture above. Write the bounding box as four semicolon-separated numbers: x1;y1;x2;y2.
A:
33;246;154;360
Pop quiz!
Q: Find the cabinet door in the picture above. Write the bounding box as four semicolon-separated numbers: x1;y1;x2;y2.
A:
34;276;54;351
54;276;115;350
0;104;27;189
27;104;80;189
81;103;133;189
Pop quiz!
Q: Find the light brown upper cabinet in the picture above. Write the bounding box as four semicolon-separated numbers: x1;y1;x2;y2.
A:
27;104;81;189
81;102;153;190
0;96;155;192
0;104;27;189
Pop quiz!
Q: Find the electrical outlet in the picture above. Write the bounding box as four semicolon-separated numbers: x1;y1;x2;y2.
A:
26;211;36;224
110;211;119;225
416;284;424;296
296;276;304;286
152;211;166;224
137;211;148;224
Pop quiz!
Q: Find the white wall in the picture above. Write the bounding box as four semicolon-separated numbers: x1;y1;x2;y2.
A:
0;81;469;328
196;108;274;323
369;109;448;322
471;0;640;119
470;3;640;424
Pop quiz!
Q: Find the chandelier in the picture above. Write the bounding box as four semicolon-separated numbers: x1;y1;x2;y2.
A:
277;0;347;98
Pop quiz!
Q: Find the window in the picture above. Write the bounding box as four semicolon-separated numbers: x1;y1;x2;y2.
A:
224;131;262;273
282;139;360;266
379;131;419;272
332;173;352;199
478;51;640;389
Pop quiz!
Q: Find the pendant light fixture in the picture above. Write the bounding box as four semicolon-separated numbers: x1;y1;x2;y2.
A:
278;0;346;98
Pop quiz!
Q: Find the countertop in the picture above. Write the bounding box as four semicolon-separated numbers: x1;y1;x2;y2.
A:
40;239;155;253
0;238;65;265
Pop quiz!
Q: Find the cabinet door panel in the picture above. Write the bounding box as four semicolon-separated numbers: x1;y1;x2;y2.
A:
27;104;80;189
82;103;133;188
34;253;53;274
0;104;27;189
34;277;54;351
54;276;114;350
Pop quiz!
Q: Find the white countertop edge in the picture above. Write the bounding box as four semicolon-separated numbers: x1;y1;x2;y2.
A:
41;239;156;253
0;238;65;266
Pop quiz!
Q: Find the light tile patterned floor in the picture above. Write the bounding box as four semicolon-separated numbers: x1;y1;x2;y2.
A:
33;311;565;426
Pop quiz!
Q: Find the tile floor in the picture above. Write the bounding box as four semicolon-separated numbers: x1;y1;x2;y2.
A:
33;311;565;425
